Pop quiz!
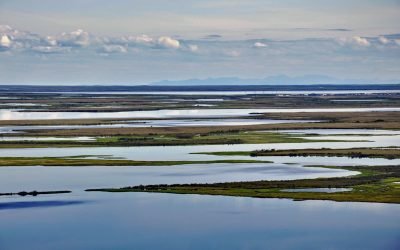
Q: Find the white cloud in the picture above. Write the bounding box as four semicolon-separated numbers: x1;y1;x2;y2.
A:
133;34;153;44
395;39;400;46
157;36;180;49
351;36;370;46
57;29;90;47
0;25;13;34
253;42;267;48
31;46;69;54
0;35;11;47
378;36;389;45
100;45;128;54
45;36;57;46
337;36;370;47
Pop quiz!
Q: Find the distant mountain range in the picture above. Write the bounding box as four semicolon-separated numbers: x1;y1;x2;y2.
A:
151;75;399;86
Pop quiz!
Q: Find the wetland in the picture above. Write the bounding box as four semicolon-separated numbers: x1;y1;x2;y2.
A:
1;86;400;249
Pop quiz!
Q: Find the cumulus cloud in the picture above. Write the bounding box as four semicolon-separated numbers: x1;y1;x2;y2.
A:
157;36;180;49
57;29;90;47
0;35;11;48
45;36;57;46
132;34;153;45
351;36;370;46
99;44;128;54
0;26;93;53
337;36;370;47
253;42;267;48
2;24;400;59
378;36;389;45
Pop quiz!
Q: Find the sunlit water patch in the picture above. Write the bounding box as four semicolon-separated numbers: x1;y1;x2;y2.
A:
0;136;95;142
1;107;400;120
0;133;398;162
281;188;353;193
273;129;400;136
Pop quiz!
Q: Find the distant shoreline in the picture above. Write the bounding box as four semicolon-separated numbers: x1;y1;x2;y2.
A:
1;84;400;93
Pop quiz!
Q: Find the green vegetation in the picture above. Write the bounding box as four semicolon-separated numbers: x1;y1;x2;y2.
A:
0;132;347;148
196;147;400;159
95;132;325;145
2;92;400;204
0;156;270;167
251;148;400;159
1;91;399;115
87;165;400;204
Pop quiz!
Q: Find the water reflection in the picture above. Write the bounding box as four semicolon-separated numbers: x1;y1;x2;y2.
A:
0;200;86;210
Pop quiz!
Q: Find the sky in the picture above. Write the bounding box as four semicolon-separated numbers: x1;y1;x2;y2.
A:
0;0;400;85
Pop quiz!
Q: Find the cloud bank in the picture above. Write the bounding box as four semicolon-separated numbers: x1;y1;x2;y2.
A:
1;25;400;56
0;24;399;84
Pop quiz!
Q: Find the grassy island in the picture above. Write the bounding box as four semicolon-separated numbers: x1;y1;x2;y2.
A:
86;164;400;204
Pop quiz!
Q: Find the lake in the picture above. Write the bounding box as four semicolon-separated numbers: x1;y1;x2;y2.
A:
0;192;399;250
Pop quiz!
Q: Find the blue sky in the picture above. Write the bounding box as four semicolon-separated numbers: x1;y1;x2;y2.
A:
0;0;399;84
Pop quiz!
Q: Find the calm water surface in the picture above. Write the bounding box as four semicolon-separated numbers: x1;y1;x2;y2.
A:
269;129;400;135
30;89;400;95
0;133;398;163
281;188;353;193
1;108;400;120
0;163;358;193
0;136;95;141
0;192;399;250
0;118;317;134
